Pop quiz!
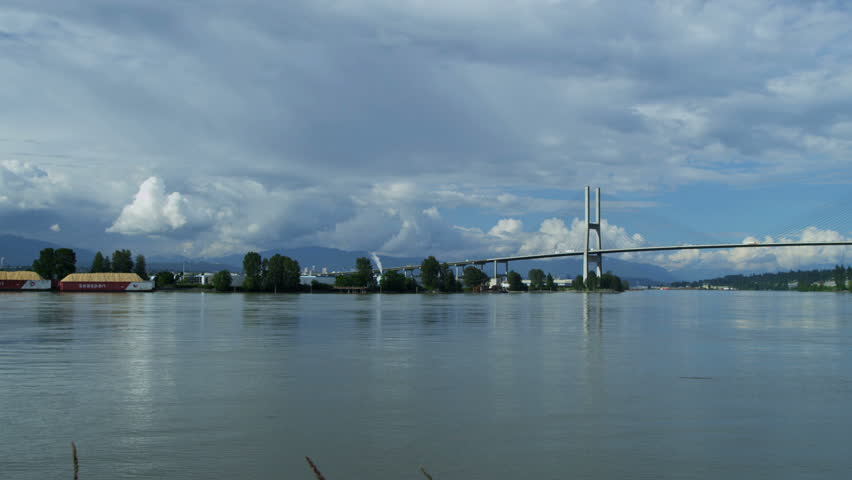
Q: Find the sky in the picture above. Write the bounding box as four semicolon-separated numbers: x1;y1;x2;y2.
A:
2;0;852;276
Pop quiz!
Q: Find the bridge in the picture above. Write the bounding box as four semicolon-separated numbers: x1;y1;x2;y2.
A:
380;186;852;283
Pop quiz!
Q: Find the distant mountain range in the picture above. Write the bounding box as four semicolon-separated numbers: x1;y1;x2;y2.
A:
213;246;423;273
0;234;96;268
1;234;673;284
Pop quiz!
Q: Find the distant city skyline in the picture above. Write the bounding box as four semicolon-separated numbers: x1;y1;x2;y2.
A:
2;0;852;275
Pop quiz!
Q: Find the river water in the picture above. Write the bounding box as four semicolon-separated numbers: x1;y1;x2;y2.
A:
1;290;851;479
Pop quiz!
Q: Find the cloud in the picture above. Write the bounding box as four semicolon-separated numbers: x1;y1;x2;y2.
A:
422;207;441;220
2;0;852;264
462;217;850;276
0;160;68;211
107;177;189;235
652;227;852;273
454;216;647;259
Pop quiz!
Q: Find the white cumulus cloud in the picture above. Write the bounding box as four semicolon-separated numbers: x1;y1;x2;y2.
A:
0;160;68;211
107;177;189;235
652;227;852;273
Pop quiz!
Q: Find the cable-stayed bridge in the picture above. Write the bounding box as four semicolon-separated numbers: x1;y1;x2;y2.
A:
381;187;852;282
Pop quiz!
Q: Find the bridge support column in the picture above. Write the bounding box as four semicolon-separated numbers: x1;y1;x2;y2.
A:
494;260;500;288
583;186;603;283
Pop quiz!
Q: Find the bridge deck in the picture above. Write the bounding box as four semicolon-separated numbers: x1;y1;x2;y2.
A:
378;241;852;272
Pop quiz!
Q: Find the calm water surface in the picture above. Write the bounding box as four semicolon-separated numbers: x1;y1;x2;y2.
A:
1;291;851;479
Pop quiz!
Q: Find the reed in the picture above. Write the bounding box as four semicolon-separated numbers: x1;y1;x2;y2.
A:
71;442;78;480
304;456;437;479
305;456;327;480
70;444;435;479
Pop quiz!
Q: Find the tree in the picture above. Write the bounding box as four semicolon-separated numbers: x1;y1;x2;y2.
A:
242;251;263;291
848;265;852;290
833;264;847;291
507;271;525;291
266;254;301;292
420;256;441;291
282;256;301;291
463;266;489;289
261;257;270;290
266;254;284;293
440;264;461;292
354;257;375;288
32;248;56;279
528;269;545;291
612;275;624;292
90;252;106;273
335;274;356;287
102;255;111;273
585;271;599;291
380;270;407;292
600;271;624;292
155;271;175;288
573;275;584;291
405;276;419;292
111;250;133;273
310;279;334;292
212;270;232;292
134;255;148;280
546;273;555;291
54;248;76;280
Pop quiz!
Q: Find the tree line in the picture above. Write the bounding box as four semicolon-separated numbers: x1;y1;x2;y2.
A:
204;252;304;292
670;265;850;291
332;255;577;293
334;255;466;293
28;246;628;294
239;251;302;293
572;270;628;292
31;248;77;281
30;248;148;281
90;250;147;279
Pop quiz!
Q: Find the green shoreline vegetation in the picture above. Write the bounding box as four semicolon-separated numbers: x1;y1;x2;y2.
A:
571;270;628;293
671;265;851;292
3;247;630;295
11;247;846;294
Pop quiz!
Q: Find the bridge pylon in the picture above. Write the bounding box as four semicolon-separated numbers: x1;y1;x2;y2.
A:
583;186;602;284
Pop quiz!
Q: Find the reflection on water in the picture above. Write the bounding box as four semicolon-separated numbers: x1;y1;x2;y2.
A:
1;290;851;479
582;292;603;333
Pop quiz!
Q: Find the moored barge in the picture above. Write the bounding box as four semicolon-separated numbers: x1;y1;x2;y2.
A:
0;271;52;291
59;273;153;292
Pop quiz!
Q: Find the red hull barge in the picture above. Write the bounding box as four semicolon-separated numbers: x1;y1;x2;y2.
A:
0;280;27;290
0;272;52;291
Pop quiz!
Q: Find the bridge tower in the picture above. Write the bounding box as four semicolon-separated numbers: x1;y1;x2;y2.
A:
583;186;603;283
